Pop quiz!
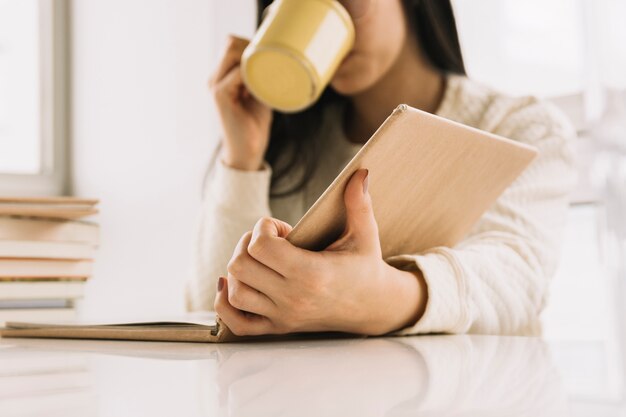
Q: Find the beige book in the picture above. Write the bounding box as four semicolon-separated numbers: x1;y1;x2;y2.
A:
0;277;87;282
0;308;77;326
0;241;95;260
0;104;538;343
0;259;92;278
0;196;98;205
286;104;538;256
0;281;85;300
0;206;98;219
0;217;99;245
1;314;238;343
0;196;99;219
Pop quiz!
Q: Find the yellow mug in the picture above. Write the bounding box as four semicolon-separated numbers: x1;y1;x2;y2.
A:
240;0;355;113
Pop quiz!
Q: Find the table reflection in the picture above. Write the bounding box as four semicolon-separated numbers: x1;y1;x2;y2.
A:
207;335;570;417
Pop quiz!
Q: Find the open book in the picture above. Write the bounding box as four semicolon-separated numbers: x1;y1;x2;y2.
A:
0;313;240;343
0;104;538;343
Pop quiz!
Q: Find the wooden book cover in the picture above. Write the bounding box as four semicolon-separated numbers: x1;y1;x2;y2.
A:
286;104;538;257
0;104;538;343
1;315;239;343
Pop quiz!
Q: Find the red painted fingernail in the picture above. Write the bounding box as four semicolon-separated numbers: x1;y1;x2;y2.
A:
217;277;225;292
363;169;369;194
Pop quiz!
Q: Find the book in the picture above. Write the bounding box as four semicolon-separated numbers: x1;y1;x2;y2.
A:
0;299;73;309
1;314;238;343
0;196;98;205
0;104;538;343
0;217;99;245
0;281;85;300
0;277;87;282
286;104;538;256
0;205;98;219
0;196;99;219
0;240;95;260
0;314;364;342
0;259;92;278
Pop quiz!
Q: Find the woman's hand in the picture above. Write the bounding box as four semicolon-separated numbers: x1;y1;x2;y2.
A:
209;34;272;171
214;169;428;336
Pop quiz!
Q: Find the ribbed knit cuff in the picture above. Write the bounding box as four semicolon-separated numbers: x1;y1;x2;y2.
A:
384;247;471;335
207;159;273;216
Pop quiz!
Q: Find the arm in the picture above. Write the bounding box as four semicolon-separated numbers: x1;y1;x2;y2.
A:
186;155;273;311
384;103;579;335
191;34;273;311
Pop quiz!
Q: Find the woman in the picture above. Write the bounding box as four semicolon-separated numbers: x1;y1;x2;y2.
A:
186;0;578;336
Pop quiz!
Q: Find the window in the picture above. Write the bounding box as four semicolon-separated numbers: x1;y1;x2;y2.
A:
0;0;68;196
453;0;626;127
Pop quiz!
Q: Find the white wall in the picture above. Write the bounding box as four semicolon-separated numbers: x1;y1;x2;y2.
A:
70;0;255;319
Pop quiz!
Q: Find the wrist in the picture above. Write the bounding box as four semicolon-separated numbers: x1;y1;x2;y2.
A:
220;151;264;171
373;263;427;335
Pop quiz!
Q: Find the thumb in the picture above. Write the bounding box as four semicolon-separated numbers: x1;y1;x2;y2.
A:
329;168;381;254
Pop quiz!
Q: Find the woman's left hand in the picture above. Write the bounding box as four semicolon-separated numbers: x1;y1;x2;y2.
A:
214;169;427;336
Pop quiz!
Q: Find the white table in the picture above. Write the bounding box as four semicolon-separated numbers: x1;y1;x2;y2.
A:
1;204;625;417
0;332;623;417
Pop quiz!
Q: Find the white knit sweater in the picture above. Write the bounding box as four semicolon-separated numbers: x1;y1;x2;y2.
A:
186;74;579;336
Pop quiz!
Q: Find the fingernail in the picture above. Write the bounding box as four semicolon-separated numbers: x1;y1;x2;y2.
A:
217;277;225;292
363;169;369;194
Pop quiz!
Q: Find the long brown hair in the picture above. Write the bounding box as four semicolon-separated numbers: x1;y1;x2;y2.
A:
259;0;465;198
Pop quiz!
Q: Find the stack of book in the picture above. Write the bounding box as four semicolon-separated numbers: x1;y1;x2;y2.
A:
0;197;99;325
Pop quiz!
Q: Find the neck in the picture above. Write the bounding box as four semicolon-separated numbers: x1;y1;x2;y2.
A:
343;38;445;144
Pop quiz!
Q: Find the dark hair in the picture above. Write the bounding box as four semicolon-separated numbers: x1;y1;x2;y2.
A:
258;0;465;198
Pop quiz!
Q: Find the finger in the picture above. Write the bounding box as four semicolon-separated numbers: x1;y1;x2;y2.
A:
209;34;250;88
340;168;381;254
214;277;274;336
214;66;269;116
248;217;320;277
213;65;244;102
227;277;276;317
228;232;285;296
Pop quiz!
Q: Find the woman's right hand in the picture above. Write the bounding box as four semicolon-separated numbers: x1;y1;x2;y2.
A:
209;35;273;171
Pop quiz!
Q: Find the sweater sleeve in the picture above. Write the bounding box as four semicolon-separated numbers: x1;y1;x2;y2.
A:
384;101;579;335
186;157;273;311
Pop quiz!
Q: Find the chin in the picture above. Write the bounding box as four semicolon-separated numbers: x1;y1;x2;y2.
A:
329;60;378;96
329;74;375;96
330;78;362;96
